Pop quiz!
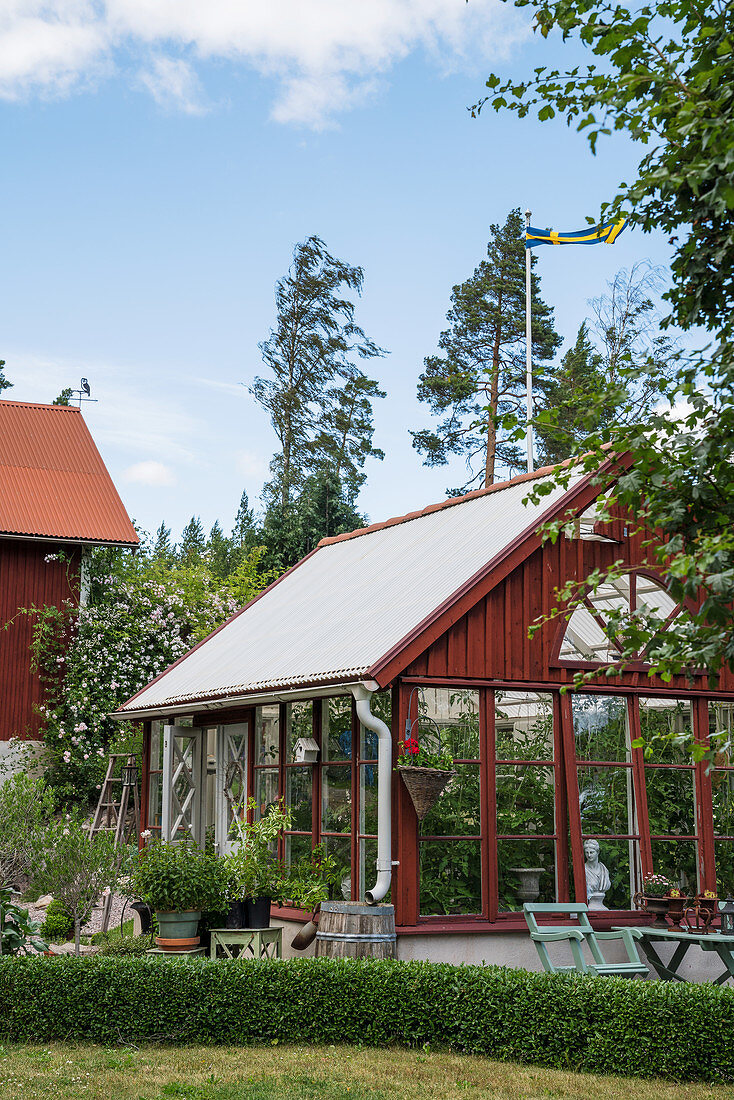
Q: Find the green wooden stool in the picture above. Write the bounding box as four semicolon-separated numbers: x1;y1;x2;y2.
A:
209;927;282;960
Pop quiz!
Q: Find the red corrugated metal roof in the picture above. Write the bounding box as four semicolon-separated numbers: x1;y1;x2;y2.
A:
0;401;139;545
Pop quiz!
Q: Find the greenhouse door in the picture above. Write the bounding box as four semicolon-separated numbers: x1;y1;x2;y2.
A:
215;723;249;855
161;725;206;845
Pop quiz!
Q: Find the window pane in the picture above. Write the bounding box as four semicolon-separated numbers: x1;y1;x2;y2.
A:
645;767;696;836
359;763;378;835
322;697;352;762
710;703;734;766
715;840;734;893
414;687;480;759
496;766;555;835
573;695;629;762
577;766;636;835
712;770;734;836
495;691;554;761
498;839;557;911
284;833;313;870
361;691;391;759
321;765;352;834
286;766;312;830
419;839;482;915
254;769;279;820
638;698;692;763
583;837;641;910
650;839;698;895
322;835;352;901
359;838;391;903
256;705;280;765
287;701;313;758
420;764;481;837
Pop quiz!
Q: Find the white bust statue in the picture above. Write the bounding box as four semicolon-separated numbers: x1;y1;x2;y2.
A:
584;838;611;910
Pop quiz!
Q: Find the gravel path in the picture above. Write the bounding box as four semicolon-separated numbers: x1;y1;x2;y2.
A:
19;893;130;936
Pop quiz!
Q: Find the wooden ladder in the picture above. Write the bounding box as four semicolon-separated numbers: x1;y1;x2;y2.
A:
89;753;141;933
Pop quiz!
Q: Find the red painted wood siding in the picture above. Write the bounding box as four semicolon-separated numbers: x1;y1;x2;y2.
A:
403;531;734;693
0;539;81;741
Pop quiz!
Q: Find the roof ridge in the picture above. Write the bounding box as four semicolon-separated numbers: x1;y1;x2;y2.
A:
317;459;574;548
0;400;80;412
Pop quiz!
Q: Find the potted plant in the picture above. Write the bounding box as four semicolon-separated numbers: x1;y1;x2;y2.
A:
128;839;227;950
666;885;688;929
224;799;292;929
635;873;674;927
395;734;455;821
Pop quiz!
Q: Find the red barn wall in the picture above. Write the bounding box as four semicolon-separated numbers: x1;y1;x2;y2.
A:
403;530;734;695
0;539;81;741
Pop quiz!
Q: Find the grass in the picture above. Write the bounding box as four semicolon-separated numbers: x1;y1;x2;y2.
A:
0;1044;733;1100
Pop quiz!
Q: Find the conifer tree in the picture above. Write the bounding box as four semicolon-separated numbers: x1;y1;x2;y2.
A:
179;516;205;560
153;523;174;560
412;209;561;491
0;361;11;394
232;491;256;550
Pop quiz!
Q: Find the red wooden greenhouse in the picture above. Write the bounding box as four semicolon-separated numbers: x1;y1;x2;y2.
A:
116;455;734;967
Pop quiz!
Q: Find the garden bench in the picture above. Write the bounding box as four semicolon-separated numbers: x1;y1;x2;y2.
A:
523;902;649;978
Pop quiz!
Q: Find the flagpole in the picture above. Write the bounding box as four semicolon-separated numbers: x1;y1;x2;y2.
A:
525;208;534;473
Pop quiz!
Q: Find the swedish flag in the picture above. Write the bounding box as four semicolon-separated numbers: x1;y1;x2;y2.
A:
525;217;627;248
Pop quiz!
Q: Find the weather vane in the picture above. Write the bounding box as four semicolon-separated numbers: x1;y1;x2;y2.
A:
69;378;98;408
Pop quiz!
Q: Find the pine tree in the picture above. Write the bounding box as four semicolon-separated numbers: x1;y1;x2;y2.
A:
534;323;607;466
309;369;385;503
153;523;174;561
0;361;11;395
179;516;205;560
53;388;73;406
412;209;561;491
207;521;233;579
232;491;256;550
252;235;386;512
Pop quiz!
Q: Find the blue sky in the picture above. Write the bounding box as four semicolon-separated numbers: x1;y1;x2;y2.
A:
1;1;672;543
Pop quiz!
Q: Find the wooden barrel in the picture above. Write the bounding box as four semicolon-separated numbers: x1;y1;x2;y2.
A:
315;902;396;959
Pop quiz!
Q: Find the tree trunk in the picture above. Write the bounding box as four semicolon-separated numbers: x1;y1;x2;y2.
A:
74;917;81;957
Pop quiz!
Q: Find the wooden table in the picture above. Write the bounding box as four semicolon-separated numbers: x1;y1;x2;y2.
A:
616;926;734;984
209;927;282;961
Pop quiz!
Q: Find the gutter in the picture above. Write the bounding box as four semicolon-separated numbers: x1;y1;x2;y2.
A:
351;681;397;905
111;681;362;722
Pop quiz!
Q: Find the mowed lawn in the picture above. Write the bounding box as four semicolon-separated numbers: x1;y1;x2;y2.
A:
1;1044;733;1100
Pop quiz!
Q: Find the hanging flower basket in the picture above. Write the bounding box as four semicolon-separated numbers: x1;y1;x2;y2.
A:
399;765;456;821
395;713;455;821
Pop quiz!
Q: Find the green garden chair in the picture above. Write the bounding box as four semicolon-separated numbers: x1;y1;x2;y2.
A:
523;902;649;978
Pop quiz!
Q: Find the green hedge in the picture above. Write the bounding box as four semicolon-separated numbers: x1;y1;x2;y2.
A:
1;956;733;1082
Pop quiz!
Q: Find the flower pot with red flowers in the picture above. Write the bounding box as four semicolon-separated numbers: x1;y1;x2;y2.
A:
395;728;455;821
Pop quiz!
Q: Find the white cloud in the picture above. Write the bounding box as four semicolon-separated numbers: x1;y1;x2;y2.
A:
138;56;207;114
123;459;176;486
0;0;529;126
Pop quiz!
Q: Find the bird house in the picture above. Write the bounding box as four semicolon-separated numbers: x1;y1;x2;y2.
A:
293;736;320;763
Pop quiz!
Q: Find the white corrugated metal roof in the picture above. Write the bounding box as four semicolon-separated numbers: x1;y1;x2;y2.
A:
118;471;583;715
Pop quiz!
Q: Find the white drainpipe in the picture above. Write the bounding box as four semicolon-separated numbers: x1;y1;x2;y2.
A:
352;682;397;905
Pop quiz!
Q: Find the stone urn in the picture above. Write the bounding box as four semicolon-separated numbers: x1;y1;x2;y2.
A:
509;867;544;903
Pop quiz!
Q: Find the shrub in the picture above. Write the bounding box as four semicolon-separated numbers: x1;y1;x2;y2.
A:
128;840;227;913
0;774;54;891
0;889;47;955
97;937;152;957
40;900;75;942
0;957;733;1083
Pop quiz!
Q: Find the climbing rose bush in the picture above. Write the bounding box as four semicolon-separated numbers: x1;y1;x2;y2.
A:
31;541;276;807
